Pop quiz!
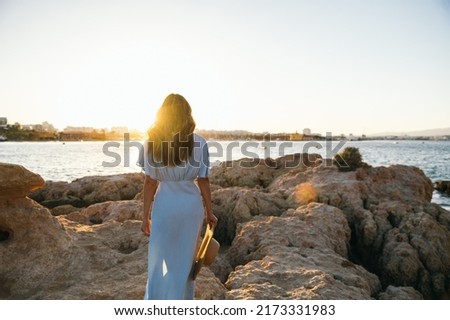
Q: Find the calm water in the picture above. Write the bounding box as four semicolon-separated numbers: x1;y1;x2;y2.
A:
1;140;449;209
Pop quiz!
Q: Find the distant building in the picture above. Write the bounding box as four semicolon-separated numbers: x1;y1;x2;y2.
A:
20;124;40;131
63;126;95;133
111;126;129;135
303;128;311;135
41;121;56;132
290;131;304;141
22;121;56;132
0;117;7;128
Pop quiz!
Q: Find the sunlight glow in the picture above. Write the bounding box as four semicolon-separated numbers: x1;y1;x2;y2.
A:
0;1;449;135
294;183;318;205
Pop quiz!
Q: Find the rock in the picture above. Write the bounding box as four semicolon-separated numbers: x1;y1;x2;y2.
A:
30;219;150;299
0;197;73;298
357;165;434;205
379;210;450;298
268;168;309;196
212;187;287;245
0;195;221;299
210;158;277;188
274;153;323;169
65;200;143;225
351;167;450;299
209;247;234;283
133;189;144;201
26;180;70;203
209;154;322;189
378;286;423;300
225;254;379;300
42;195;84;209
270;163;450;299
73;173;143;205
225;203;381;299
29;172;144;207
435;180;450;196
194;267;227;299
3;156;450;300
0;162;44;198
51;204;81;216
0;163;223;300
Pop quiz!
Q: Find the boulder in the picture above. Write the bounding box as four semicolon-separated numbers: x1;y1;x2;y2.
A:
28;217;224;300
209;154;322;189
379;210;450;298
225;203;381;299
269;163;450;299
209;158;277;188
42;195;84;209
0;196;222;299
0;163;222;299
29;172;144;207
51;204;81;216
208;248;234;283
357;165;434;205
0;162;44;199
352;167;449;299
274;153;323;169
194;267;227;299
434;180;450;196
27;180;70;203
65;200;143;225
212;187;287;245
0;197;73;298
378;286;423;300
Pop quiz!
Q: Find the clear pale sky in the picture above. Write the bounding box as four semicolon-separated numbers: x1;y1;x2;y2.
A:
1;0;449;135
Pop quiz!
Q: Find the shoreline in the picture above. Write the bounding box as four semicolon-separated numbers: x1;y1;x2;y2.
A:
1;136;450;142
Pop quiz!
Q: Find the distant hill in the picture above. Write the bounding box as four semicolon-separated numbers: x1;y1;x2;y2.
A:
369;127;450;137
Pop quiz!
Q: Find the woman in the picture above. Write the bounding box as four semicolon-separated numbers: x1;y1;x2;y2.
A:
137;93;217;300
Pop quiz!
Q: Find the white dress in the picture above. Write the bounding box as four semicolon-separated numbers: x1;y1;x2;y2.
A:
137;133;209;300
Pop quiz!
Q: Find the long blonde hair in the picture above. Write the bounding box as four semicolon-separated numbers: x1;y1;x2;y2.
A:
147;94;196;166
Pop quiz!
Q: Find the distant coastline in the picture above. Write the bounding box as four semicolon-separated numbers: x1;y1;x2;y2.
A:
368;127;450;138
0;128;449;142
1;119;449;142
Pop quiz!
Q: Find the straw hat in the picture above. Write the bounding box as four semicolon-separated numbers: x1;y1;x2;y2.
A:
191;224;220;280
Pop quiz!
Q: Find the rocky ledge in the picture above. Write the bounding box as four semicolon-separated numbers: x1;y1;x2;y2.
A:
435;180;450;196
1;154;449;300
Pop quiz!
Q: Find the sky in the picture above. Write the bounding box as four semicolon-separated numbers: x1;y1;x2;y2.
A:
1;0;450;135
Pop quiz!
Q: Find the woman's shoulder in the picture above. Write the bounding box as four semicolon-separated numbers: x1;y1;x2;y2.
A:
193;133;207;145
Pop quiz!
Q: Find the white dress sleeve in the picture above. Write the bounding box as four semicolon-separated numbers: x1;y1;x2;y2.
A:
196;134;210;178
137;140;159;179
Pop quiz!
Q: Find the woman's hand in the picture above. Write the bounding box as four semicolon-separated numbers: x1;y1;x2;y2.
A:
142;176;158;237
141;219;151;236
206;212;218;228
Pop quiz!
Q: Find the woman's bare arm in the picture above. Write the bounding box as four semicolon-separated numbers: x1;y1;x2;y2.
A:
197;177;218;227
141;175;159;236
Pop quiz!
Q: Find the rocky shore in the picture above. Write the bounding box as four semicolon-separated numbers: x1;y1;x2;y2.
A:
435;180;450;196
1;154;449;299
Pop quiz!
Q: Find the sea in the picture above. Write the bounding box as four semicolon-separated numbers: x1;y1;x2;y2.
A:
1;139;449;209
